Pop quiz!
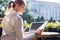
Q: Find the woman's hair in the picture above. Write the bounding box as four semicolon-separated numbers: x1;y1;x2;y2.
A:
5;0;25;15
8;1;15;8
8;0;25;9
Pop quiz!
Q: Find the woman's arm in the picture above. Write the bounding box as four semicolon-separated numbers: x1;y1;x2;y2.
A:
14;17;23;40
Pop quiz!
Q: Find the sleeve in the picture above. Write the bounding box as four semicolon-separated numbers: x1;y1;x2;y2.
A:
14;17;35;40
14;17;24;40
24;33;35;40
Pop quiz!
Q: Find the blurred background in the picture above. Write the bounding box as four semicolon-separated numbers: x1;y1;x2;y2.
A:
0;0;60;40
0;0;60;27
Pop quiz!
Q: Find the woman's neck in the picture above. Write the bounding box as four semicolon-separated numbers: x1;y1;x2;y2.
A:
5;8;17;16
5;8;12;15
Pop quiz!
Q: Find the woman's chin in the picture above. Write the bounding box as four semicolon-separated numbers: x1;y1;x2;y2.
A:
19;13;23;15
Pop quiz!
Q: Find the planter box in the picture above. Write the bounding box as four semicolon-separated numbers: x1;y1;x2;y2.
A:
47;28;58;32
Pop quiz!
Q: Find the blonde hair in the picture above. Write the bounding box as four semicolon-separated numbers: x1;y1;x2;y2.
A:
5;0;26;15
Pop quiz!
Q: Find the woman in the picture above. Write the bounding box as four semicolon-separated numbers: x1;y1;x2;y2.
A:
1;0;42;40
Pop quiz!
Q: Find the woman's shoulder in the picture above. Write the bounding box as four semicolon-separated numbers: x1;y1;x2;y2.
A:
16;15;23;21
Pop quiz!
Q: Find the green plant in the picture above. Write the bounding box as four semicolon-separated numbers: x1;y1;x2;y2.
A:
45;22;60;31
23;21;30;28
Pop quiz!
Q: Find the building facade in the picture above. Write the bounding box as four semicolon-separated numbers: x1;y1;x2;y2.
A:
28;0;60;21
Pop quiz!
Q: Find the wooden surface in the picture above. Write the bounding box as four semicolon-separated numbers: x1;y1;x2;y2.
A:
37;32;59;38
33;32;59;40
24;32;59;40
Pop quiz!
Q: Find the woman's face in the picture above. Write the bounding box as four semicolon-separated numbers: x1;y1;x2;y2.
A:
15;4;25;15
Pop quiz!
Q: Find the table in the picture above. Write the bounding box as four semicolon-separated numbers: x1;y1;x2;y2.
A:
24;32;59;40
33;32;59;40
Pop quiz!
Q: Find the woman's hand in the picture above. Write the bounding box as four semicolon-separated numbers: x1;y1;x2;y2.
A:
35;29;44;35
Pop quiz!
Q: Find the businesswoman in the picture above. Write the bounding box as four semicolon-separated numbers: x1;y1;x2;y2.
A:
1;0;42;40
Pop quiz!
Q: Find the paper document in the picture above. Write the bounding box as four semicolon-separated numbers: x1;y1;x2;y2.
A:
38;21;48;30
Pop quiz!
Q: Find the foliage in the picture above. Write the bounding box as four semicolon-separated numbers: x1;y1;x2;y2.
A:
21;1;34;24
0;0;3;4
23;21;30;28
45;22;60;31
0;12;5;18
21;6;34;24
48;17;56;23
40;16;44;21
0;0;8;18
36;16;44;22
36;16;40;22
21;13;34;24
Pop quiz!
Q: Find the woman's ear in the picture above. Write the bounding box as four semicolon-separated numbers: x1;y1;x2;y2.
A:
15;4;21;10
14;4;18;9
16;4;19;7
14;4;19;12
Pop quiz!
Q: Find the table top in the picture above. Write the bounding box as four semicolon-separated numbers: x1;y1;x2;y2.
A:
37;32;59;38
41;32;59;35
24;32;59;38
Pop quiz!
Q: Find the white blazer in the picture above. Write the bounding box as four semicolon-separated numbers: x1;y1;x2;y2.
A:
1;10;35;40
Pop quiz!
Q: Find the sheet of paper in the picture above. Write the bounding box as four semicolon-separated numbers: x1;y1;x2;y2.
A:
38;21;48;30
